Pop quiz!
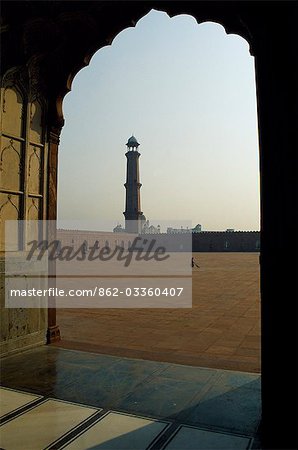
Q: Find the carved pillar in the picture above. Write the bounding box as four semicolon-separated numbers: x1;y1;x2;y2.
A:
46;127;61;343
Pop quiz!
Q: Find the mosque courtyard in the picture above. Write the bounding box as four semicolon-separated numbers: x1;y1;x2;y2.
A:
56;252;261;374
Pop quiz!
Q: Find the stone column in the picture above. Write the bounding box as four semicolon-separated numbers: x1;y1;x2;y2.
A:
46;127;61;343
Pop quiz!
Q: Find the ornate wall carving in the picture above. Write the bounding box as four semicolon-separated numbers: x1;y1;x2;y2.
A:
0;65;47;251
0;63;48;355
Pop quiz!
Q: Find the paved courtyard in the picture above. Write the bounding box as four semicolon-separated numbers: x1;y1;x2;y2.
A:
56;253;261;373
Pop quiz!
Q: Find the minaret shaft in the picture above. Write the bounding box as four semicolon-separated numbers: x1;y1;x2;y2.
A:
123;136;144;233
124;151;142;216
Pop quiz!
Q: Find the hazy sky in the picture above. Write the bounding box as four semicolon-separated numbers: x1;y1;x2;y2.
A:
58;10;260;232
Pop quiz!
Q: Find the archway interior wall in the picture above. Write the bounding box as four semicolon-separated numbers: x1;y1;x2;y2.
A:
0;65;49;356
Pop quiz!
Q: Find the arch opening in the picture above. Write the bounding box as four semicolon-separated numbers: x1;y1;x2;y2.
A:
57;9;261;375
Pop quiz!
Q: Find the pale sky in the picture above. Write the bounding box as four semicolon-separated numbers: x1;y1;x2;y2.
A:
57;10;260;232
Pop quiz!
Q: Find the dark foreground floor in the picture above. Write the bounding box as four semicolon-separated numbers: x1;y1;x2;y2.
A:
0;346;261;449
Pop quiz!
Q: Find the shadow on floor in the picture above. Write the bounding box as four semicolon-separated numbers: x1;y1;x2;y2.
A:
0;345;261;441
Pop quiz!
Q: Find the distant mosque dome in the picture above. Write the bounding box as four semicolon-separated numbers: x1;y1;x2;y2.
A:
113;224;124;233
126;135;140;148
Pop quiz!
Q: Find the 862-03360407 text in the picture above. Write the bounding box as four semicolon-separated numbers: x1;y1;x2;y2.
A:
8;287;185;298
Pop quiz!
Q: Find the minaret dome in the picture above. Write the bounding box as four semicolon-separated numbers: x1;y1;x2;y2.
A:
126;135;140;150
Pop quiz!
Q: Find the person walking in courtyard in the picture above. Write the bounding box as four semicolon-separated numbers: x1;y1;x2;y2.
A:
82;240;88;257
191;257;200;268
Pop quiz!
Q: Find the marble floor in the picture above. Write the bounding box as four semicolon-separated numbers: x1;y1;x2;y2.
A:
0;346;261;449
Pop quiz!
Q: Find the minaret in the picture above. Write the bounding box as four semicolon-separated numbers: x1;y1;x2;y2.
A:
123;136;145;234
